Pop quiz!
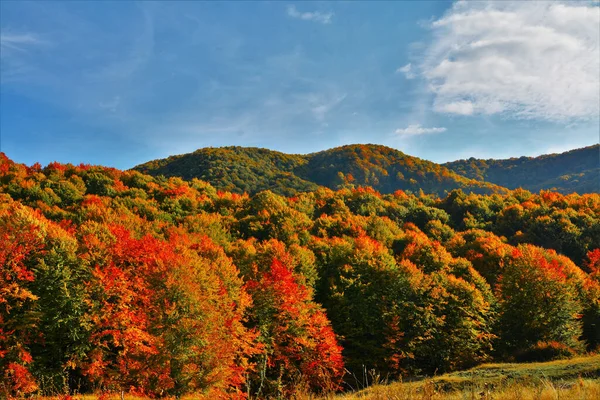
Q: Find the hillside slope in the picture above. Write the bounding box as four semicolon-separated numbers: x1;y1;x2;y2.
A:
337;355;600;400
444;144;599;194
134;144;506;196
133;146;318;196
2;152;600;398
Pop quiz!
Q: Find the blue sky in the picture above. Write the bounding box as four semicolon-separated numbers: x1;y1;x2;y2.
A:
1;1;599;169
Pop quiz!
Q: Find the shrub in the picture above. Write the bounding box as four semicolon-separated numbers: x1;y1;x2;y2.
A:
515;341;578;362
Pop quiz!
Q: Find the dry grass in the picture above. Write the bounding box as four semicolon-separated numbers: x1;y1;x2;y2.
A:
25;355;600;400
26;380;600;400
330;354;600;400
332;378;600;400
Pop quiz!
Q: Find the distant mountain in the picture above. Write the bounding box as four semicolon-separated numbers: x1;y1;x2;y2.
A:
133;144;506;196
444;145;599;194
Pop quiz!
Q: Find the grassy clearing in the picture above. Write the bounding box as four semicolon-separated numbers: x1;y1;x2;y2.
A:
419;354;600;390
26;355;600;400
333;378;600;400
332;355;600;400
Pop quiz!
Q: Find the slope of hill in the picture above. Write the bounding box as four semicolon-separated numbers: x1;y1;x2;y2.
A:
338;355;600;400
134;144;506;196
2;152;600;398
132;146;319;196
444;145;600;194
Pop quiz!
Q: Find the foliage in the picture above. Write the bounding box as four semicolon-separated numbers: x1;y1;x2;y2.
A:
0;151;598;398
445;144;600;194
134;144;507;197
135;144;599;197
245;259;343;397
496;245;585;358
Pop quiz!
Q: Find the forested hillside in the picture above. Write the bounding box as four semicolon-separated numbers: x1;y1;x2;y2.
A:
2;152;599;399
133;147;319;196
445;144;600;194
134;144;506;197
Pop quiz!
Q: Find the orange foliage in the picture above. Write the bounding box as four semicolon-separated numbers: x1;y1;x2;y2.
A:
246;259;343;396
0;154;598;396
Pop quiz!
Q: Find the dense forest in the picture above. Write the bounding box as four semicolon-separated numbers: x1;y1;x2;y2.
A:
445;144;600;194
134;144;599;197
1;151;600;399
133;145;506;197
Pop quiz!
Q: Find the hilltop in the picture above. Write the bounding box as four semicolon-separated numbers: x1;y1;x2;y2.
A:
134;144;599;196
133;144;506;196
444;144;600;194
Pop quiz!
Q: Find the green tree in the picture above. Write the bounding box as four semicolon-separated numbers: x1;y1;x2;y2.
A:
496;245;584;359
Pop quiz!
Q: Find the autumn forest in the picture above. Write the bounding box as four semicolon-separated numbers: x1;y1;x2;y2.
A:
1;145;599;399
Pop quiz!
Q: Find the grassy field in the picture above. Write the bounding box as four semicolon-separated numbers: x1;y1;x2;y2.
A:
333;355;600;400
27;355;600;400
333;379;600;400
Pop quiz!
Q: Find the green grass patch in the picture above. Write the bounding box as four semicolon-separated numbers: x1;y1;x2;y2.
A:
334;354;600;399
432;354;600;390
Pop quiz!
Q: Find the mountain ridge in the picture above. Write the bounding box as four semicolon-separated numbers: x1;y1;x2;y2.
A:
444;144;599;194
133;143;599;196
133;144;506;196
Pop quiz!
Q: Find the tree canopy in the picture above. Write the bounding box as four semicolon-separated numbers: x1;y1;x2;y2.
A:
1;152;598;398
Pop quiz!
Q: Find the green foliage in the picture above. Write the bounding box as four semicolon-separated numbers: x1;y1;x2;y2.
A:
134;144;507;197
496;245;585;358
445;144;600;194
235;191;312;244
134;146;318;196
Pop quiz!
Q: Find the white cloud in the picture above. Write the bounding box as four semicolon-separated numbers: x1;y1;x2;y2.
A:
395;124;447;135
436;101;474;115
287;5;333;24
420;1;600;121
0;32;44;55
396;63;415;79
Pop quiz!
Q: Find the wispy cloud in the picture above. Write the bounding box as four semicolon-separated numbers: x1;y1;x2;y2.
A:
418;1;600;121
310;94;347;121
99;95;121;113
287;5;333;24
396;63;415;79
0;32;44;53
395;124;447;136
0;31;49;83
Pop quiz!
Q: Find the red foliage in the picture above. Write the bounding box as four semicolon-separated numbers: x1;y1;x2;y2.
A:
352;186;381;197
585;249;600;275
82;195;105;207
58;219;77;235
162;184;190;198
0;205;45;396
0;153;12;175
78;225;254;396
247;259;343;395
4;363;38;395
81;226;175;391
112;179;128;192
45;161;68;174
27;163;42;174
510;247;568;282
